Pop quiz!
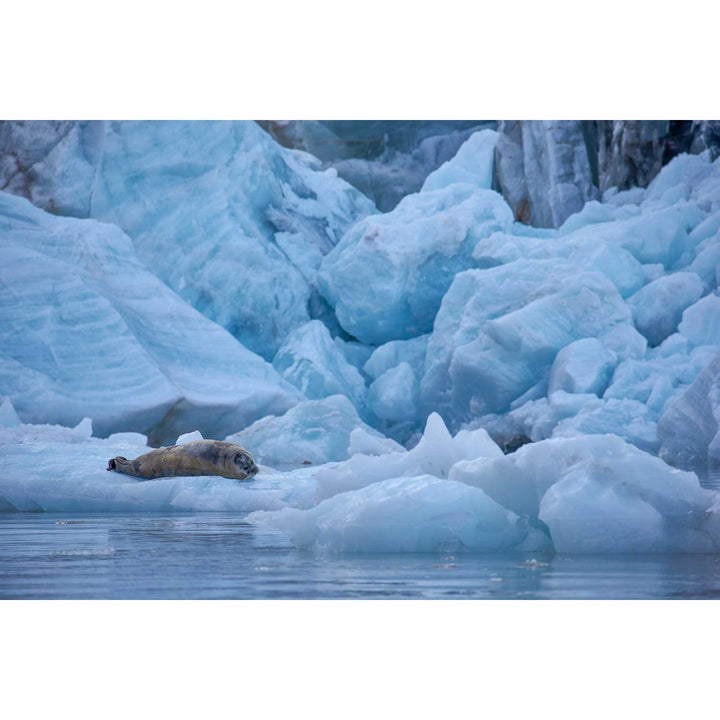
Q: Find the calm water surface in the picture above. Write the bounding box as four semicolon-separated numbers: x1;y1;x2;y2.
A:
3;512;720;599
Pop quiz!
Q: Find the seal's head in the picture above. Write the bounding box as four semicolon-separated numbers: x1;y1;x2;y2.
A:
107;456;129;471
234;450;259;479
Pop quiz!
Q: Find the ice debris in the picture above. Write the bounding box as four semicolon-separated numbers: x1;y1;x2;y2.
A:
226;395;401;468
318;184;513;345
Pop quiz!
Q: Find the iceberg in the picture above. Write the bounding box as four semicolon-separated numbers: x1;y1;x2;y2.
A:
658;349;720;469
272;320;370;419
246;431;720;555
627;272;704;346
449;434;720;553
420;260;632;426
0;421;318;513
0;120;375;359
5;415;720;556
226;395;401;468
314;413;503;502
0;191;301;444
249;475;533;553
318;183;513;344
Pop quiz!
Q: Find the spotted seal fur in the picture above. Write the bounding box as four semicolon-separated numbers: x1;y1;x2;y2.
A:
107;440;258;480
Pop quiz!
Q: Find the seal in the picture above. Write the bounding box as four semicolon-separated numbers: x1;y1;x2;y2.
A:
107;440;259;481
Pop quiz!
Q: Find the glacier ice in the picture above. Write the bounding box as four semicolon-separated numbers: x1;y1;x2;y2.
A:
258;120;491;212
363;336;430;441
494;121;599;227
420;128;498;193
313;413;503;503
0;421;319;513
0;191;301;444
367;362;419;423
226;395;401;468
420;260;632;426
3;121;720;557
363;335;429;382
449;434;720;553
0;398;21;428
318;183;513;344
627;272;705;346
272;320;369;419
0;120;375;359
249;475;532;554
547;339;617;396
658;348;720;469
689;234;720;291
677;294;720;347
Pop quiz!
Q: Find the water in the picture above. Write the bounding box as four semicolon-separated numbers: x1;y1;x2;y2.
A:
3;513;720;599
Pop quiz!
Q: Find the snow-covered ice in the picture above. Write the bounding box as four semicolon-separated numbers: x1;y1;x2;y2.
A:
0;419;317;513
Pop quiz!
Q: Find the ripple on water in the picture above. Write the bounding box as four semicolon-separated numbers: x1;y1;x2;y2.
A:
1;513;720;599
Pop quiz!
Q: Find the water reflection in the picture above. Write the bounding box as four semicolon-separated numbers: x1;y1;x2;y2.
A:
2;513;720;599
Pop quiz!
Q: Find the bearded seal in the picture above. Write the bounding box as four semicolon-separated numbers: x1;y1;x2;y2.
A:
107;440;258;481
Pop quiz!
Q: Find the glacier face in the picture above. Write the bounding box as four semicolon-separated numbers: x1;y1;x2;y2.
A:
494;120;599;227
0;191;301;444
257;120;493;212
0;120;375;359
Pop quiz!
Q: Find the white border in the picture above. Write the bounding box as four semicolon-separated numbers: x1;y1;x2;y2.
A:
2;1;718;119
3;601;718;719
2;2;718;716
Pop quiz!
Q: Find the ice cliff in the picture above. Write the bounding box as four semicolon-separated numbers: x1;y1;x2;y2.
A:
257;120;494;212
493;120;720;228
